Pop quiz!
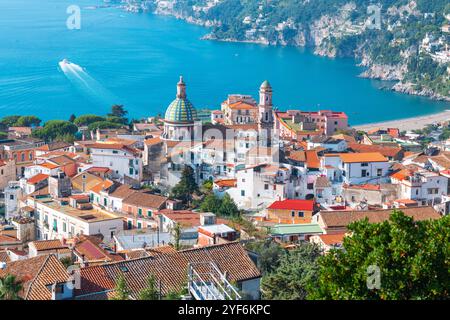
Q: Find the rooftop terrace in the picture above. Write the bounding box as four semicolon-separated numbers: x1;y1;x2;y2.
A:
33;197;121;223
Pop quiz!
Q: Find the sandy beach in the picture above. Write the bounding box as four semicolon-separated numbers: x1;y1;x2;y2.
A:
353;110;450;132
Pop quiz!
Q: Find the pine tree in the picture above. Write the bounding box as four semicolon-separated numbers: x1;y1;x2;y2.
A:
138;274;159;300
172;223;182;251
170;166;199;205
199;193;222;213
110;273;130;300
68;114;76;123
218;193;239;217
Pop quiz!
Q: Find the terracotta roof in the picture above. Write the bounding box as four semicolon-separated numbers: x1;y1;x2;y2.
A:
268;199;315;211
144;137;162;146
343;184;381;191
86;167;111;174
305;150;320;169
75;242;260;299
90;180;115;195
0;254;70;300
315;176;331;188
28;186;49;197
331;134;356;143
27;173;49;185
122;249;150;260
159;210;200;228
227;101;257;110
109;184;137;199
214;179;237;188
74;237;123;263
394;199;418;205
318;233;346;245
71;172;104;192
320;206;441;229
123;192;168;209
36;142;71;152
348;143;402;158
0;234;20;245
29;239;65;251
146;245;177;256
39;162;59;169
48;155;76;166
339;152;388;163
0;250;10;262
429;153;450;170
288;150;306;163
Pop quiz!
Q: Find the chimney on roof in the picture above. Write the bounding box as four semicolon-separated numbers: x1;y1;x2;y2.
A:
80;254;88;268
49;172;71;198
51;283;57;300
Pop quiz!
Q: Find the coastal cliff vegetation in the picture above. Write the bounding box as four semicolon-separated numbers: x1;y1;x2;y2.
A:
124;0;450;101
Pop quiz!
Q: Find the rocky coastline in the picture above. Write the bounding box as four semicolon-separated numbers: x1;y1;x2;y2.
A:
119;0;449;103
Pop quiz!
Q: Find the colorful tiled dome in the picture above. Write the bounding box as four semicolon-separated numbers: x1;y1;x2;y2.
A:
165;97;198;123
164;76;198;123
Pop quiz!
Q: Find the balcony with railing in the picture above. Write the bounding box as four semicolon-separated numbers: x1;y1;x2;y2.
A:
188;262;241;300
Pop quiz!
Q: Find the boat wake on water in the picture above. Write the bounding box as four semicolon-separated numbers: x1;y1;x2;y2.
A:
58;59;120;109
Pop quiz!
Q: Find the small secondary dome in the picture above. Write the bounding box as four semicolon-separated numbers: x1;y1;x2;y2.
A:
260;80;272;89
164;76;198;123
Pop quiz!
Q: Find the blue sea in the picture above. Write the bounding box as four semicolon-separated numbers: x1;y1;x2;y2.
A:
0;0;448;125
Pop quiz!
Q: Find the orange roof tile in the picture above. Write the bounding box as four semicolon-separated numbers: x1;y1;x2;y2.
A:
318;233;346;245
39;162;59;169
214;179;237;188
306;150;320;169
339;152;388;163
91;180;115;194
227;101;257;110
27;173;49;185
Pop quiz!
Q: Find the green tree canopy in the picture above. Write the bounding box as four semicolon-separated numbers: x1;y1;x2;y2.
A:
245;240;286;274
109;104;128;119
170;166;199;204
261;243;321;300
0;115;41;127
14;116;41;127
110;273;130;300
172;222;182;251
309;211;450;300
0;115;21;127
138;274;159;300
73;114;106;126
217;193;239;217
32;120;78;142
68;114;76;123
199;193;222;213
106;115;128;125
87;121;122;132
0;274;23;300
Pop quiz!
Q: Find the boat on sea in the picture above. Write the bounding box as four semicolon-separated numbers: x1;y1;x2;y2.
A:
58;59;70;69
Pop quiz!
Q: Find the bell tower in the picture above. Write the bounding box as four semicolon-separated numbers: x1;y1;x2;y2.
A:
258;80;274;146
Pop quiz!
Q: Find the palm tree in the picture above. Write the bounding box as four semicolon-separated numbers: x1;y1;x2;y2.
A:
0;275;23;300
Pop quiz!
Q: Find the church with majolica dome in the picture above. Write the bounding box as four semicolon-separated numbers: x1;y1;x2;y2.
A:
162;76;275;143
161;76;201;141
